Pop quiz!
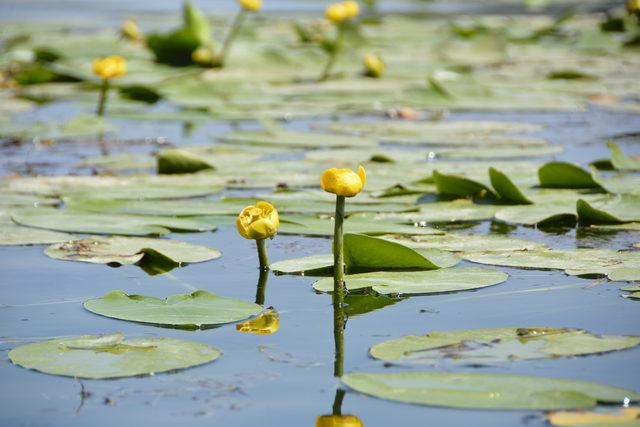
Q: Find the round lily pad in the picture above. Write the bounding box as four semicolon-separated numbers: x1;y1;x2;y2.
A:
8;333;221;379
313;267;508;295
369;327;640;365
342;371;640;410
84;290;263;329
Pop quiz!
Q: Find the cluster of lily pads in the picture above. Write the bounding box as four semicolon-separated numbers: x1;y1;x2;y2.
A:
1;0;640;425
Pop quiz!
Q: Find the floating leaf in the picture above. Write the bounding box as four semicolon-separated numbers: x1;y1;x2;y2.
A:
577;195;640;224
157;149;215;174
270;234;459;274
539;162;600;189
465;249;640;281
433;170;496;198
8;333;221;379
313;267;508;295
361;200;500;224
219;130;376;149
384;233;546;253
12;209;217;236
84;290;262;329
369;327;640;365
342;371;639;410
45;236;221;268
278;215;442;237
489;167;533;204
608;142;640;172
495;202;577;226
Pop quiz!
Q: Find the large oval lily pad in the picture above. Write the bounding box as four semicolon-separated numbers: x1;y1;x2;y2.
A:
12;209;217;236
342;371;640;410
45;236;221;266
384;233;546;253
8;333;221;379
577;195;640;224
369;327;640;365
313;267;508;295
84;290;263;329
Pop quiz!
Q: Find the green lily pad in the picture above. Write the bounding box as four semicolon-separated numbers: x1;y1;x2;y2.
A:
495;202;577;226
313;267;508;295
361;199;500;224
369;327;640;365
577;195;640;224
157;149;216;174
84;290;263;329
591;223;640;231
279;215;442;237
45;236;221;267
608;142;640;172
538;162;600;189
592;170;640;195
8;333;221;379
465;249;640;281
384;233;546;253
270;233;459;274
342;371;639;410
433;170;496;198
12;209;217;236
489;167;533;204
219;130;376;149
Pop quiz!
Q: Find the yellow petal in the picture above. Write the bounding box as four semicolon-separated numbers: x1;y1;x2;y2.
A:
342;1;359;18
247;218;277;240
547;408;640;426
325;3;348;23
357;165;366;187
316;414;364;427
320;167;364;197
236;309;279;334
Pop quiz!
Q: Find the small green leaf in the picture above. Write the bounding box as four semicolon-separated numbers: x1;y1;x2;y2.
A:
538;162;600;189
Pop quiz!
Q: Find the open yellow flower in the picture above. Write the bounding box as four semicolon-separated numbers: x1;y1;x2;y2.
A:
236;201;279;240
92;56;127;80
320;165;366;197
239;0;262;12
325;3;349;24
363;53;384;78
236;309;279;334
343;1;360;18
316;415;364;427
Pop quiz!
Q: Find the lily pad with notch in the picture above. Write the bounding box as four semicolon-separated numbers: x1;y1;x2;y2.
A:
8;333;221;379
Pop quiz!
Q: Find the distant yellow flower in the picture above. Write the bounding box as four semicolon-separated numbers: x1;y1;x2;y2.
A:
320;165;366;197
236;201;279;240
343;1;360;18
316;415;364;427
363;53;384;78
92;56;127;80
325;2;349;24
629;0;640;12
121;19;141;42
191;46;215;66
236;309;279;334
239;0;262;12
546;408;640;426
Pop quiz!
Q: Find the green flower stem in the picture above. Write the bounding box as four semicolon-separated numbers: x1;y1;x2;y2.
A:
332;388;346;415
96;78;109;117
332;194;346;377
256;238;269;271
254;268;268;305
319;24;345;82
217;8;247;67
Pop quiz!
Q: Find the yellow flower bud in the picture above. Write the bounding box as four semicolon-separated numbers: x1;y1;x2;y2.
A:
320;165;366;197
236;201;279;240
342;1;360;18
121;19;141;42
236;309;279;334
316;414;364;427
92;55;127;80
325;3;349;24
363;53;384;78
239;0;262;12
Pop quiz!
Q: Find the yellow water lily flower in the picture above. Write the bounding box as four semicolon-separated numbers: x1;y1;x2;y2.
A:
546;408;640;426
363;53;384;78
325;2;349;24
236;309;279;334
316;414;364;427
239;0;262;12
343;1;360;18
236;201;279;240
320;165;366;197
629;0;640;13
92;55;127;80
121;19;141;42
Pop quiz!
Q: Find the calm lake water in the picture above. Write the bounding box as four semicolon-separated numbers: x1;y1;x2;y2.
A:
1;1;640;426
